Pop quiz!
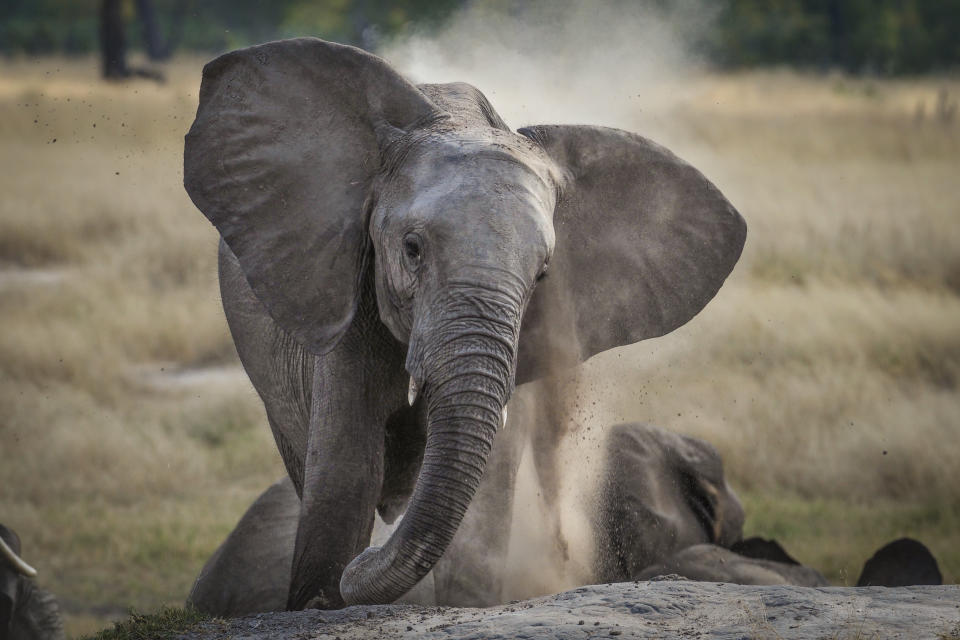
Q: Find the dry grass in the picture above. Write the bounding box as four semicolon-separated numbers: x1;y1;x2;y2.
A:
0;56;957;636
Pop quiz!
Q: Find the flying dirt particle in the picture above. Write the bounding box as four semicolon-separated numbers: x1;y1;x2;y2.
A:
883;450;888;455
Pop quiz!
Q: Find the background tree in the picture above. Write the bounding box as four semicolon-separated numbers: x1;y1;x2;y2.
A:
99;0;127;78
0;0;958;75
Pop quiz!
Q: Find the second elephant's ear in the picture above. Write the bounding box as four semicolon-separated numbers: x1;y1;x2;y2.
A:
515;125;746;383
185;38;438;353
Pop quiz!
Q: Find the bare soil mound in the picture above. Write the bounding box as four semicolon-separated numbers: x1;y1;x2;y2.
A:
178;579;960;639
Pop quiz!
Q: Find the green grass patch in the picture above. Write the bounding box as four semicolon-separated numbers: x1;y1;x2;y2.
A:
741;492;960;585
79;606;216;640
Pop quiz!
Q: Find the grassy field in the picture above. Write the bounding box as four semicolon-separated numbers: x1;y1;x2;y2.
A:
0;55;957;637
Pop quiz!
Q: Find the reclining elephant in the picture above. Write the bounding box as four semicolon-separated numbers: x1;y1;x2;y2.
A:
636;537;942;588
183;36;746;608
1;524;65;640
189;422;744;615
188;421;944;616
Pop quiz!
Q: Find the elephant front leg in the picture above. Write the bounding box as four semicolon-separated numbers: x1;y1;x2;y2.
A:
287;342;404;610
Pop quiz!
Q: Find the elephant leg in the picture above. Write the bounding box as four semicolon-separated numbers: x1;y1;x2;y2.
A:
287;303;408;610
527;378;571;562
431;392;528;606
188;477;300;617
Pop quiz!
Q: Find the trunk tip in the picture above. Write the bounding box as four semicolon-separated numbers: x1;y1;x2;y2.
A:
339;546;385;606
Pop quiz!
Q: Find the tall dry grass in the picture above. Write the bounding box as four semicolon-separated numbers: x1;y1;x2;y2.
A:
0;55;957;635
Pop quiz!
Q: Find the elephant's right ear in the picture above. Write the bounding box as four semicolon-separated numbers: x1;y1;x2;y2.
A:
185;38;439;353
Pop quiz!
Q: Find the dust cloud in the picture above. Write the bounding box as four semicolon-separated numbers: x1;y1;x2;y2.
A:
380;0;714;131
376;0;716;604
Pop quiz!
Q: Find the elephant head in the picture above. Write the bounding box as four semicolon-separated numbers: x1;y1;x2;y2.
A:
1;525;65;640
184;38;745;607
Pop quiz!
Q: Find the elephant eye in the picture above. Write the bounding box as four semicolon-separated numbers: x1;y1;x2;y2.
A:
402;233;422;269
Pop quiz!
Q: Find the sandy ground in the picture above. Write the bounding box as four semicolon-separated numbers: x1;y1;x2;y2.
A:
178;579;960;640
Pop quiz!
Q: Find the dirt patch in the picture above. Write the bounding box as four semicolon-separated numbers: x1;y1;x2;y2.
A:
0;267;67;290
178;580;960;639
127;362;248;392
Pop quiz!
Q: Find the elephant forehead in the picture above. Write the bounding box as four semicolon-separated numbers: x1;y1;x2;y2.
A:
397;131;556;199
384;147;556;240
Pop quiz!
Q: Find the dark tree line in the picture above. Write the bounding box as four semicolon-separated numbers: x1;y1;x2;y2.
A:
708;0;960;74
2;0;960;76
100;0;188;79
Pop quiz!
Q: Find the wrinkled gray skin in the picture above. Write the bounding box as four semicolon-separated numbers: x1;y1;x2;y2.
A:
188;423;744;615
183;38;746;609
1;525;66;640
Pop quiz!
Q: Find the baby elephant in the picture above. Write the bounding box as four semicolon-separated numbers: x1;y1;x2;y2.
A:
1;525;65;640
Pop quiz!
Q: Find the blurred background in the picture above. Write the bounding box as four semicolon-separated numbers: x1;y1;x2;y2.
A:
1;0;958;636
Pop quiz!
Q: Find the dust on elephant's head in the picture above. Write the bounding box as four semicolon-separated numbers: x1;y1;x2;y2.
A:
183;38;746;607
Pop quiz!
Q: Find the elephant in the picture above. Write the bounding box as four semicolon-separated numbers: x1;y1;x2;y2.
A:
634;543;829;586
183;37;746;609
594;423;745;584
637;537;943;588
187;476;432;616
187;420;944;617
856;538;943;587
1;524;66;640
188;422;747;615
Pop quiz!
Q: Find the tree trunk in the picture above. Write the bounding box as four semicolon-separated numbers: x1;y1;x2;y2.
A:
100;0;128;79
135;0;169;61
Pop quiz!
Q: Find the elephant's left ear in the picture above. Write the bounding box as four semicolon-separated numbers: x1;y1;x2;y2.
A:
515;125;746;383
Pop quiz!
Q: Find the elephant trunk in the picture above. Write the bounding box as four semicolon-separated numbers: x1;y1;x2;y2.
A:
339;296;518;605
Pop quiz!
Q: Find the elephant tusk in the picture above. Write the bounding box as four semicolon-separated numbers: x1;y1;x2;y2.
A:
500;407;508;431
0;535;37;578
408;377;419;406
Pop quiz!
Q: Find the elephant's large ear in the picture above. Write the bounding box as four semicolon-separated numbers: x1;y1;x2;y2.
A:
185;38;438;353
515;125;746;382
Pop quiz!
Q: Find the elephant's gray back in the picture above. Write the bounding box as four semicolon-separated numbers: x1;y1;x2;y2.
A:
416;82;511;132
635;543;829;587
187;477;300;617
